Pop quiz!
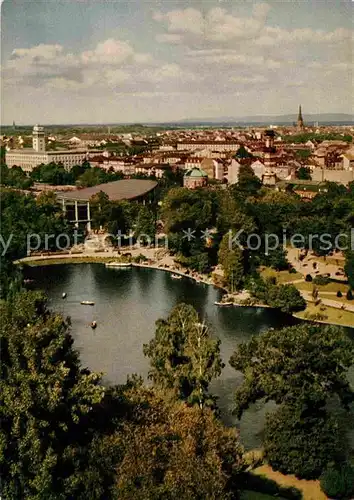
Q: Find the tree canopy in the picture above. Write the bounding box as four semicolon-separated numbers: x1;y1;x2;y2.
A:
230;323;354;478
144;303;224;408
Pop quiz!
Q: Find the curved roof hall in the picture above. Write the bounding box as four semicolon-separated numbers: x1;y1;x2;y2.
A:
56;179;157;202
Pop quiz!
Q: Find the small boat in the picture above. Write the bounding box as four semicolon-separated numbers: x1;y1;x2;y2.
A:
105;261;132;268
81;301;95;306
62;292;67;299
214;301;233;306
91;321;97;329
171;273;182;280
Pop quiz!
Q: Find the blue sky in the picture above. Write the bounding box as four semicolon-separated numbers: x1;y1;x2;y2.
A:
1;0;353;124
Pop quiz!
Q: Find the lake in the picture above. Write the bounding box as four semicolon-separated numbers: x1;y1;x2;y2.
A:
24;263;354;450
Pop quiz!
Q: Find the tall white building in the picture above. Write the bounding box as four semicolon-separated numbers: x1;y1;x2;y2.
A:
32;124;45;152
5;125;99;172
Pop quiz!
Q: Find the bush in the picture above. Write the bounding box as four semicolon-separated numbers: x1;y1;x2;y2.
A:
320;463;354;499
305;274;313;282
133;253;148;263
264;405;343;479
313;275;331;286
346;289;353;301
249;278;306;314
305;312;328;321
289;267;297;274
337;291;343;298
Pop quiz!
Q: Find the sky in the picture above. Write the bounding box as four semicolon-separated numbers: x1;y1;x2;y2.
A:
1;0;353;124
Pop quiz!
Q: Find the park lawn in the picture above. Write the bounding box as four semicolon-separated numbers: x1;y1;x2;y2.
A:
296;281;349;293
295;302;354;328
260;267;303;284
254;465;327;500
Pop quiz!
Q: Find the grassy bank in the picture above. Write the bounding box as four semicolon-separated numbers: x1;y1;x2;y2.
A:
295;302;354;328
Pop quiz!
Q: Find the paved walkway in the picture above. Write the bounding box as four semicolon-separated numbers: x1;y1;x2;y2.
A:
301;290;354;313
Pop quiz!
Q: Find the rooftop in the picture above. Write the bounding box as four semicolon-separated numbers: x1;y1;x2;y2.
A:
57;179;158;202
6;148;92;155
184;167;208;178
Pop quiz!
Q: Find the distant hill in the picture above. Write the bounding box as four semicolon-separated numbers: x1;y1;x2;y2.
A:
176;113;354;125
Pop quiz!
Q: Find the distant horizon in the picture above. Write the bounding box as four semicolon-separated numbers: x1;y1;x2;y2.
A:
3;111;354;128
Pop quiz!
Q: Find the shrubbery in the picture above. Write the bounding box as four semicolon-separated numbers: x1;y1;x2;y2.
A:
305;274;313;282
320;463;354;499
249;277;306;314
264;405;343;479
313;275;331;286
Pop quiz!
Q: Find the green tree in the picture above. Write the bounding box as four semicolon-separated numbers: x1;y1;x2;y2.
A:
248;277;306;313
30;162;72;185
71;163;90;182
216;189;255;235
77;167;106;187
1;165;33;189
264;404;343;479
0;291;121;498
297;166;312;180
143;303;224;408
89;191;112;230
218;232;245;291
162;188;217;269
237;164;262;196
134;205;156;244
230;324;354;478
115;382;250;500
263;246;289;271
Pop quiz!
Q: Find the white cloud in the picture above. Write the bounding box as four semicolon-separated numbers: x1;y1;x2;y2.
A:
104;69;130;85
252;3;271;20
153;8;204;35
155;33;183;44
81;39;134;65
3;38;157;91
206;7;265;42
140;63;196;83
154;5;353;53
255;26;353;46
12;44;64;60
230;75;268;84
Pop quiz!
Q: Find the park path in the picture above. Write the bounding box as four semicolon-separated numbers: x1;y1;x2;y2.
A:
300;290;354;313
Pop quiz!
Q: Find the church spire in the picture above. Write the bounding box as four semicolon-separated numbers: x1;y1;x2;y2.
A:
297;104;304;131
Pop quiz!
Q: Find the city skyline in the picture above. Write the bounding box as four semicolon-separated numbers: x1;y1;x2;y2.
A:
1;0;353;124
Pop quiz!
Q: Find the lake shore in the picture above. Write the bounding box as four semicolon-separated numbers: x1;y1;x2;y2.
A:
15;251;354;329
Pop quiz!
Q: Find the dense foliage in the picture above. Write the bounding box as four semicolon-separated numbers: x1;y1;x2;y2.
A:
320;463;354;499
248;276;306;313
144;303;224;408
0;164;33;189
0;291;122;498
116;382;249;500
0;189;74;297
230;323;354;478
0;294;254;499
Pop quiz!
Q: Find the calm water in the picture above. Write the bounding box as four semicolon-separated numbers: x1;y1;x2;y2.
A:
24;263;354;449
